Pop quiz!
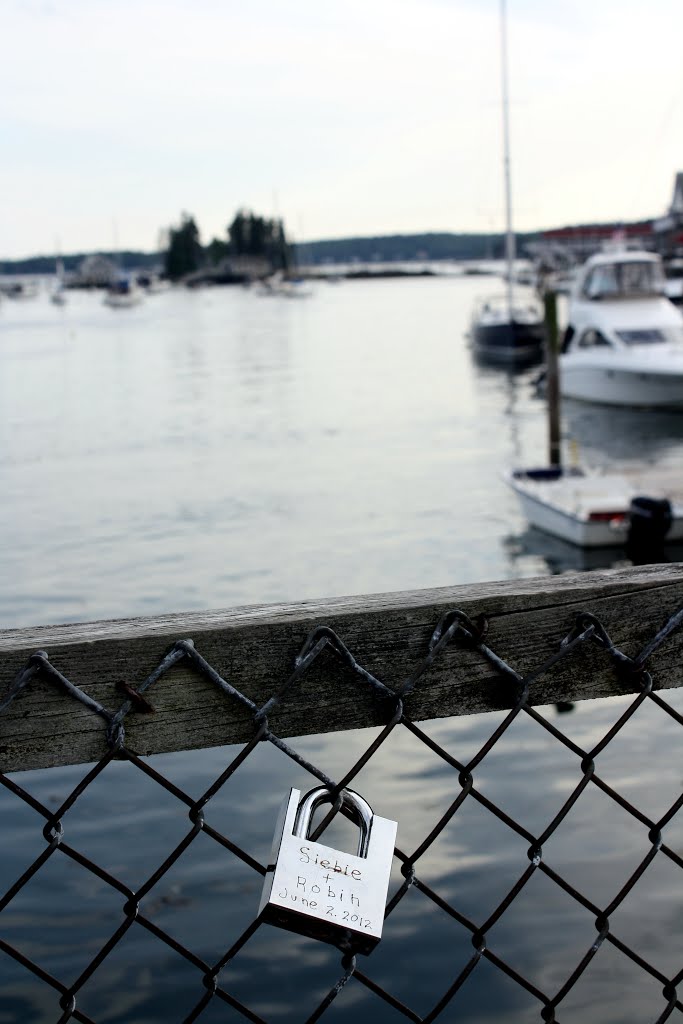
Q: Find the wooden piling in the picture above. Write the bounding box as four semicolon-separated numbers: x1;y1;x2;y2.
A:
544;291;562;467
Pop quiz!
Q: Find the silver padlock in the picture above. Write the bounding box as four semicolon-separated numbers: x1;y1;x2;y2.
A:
259;786;397;954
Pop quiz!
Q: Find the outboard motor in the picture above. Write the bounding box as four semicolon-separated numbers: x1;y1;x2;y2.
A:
626;496;673;564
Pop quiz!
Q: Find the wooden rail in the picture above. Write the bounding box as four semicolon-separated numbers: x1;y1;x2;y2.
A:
2;565;683;773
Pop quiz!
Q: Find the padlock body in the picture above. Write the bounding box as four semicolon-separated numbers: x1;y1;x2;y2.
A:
259;789;396;954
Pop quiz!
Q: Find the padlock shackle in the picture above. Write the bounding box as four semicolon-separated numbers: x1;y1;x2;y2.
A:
293;787;373;858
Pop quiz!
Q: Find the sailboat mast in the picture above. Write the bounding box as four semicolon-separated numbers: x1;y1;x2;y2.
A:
500;0;515;317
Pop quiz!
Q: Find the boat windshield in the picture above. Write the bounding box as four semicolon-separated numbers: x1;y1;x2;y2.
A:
583;261;666;299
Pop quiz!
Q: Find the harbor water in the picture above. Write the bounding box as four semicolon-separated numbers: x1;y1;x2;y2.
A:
2;275;683;1022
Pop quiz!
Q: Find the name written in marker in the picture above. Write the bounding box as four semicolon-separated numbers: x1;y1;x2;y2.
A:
299;845;362;880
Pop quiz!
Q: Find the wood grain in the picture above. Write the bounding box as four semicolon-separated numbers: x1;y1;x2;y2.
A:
2;565;683;772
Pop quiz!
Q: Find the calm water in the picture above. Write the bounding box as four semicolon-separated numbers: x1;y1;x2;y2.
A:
3;276;683;625
2;276;683;1022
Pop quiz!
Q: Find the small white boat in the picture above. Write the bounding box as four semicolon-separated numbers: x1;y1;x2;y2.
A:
279;277;313;298
560;250;683;408
254;273;313;298
505;465;683;548
0;279;39;300
103;277;144;308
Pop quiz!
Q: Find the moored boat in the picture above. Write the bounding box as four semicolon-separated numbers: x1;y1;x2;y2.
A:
470;295;546;366
0;279;39;300
103;276;144;308
50;258;67;306
560;250;683;408
468;0;546;367
505;465;683;548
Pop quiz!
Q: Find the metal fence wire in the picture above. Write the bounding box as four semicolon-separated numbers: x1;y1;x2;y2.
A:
2;603;683;1024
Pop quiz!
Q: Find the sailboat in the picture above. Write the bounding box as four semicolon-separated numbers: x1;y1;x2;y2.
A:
50;257;67;306
469;0;545;367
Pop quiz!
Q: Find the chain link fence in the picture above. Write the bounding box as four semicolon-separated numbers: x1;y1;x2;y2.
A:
2;595;683;1023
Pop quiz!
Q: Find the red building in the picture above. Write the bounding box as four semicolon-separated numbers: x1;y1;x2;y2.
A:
533;173;683;265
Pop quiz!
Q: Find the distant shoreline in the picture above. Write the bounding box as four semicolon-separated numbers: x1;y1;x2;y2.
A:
1;211;671;276
0;219;650;275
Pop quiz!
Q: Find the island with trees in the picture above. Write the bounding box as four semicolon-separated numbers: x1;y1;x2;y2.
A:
164;210;292;284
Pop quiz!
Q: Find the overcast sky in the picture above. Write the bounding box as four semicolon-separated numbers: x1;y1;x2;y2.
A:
2;0;682;258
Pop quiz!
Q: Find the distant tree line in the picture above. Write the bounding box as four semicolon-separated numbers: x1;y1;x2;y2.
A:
0;251;160;276
2;222;655;276
296;232;541;265
164;214;203;280
0;232;533;276
163;209;292;281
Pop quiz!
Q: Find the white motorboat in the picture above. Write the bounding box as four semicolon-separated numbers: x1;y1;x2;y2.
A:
505;465;683;548
560;250;683;408
103;277;144;308
469;0;546;367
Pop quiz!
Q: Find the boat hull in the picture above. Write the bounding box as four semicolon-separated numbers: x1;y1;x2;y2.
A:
505;469;683;548
471;321;545;367
559;361;683;408
509;479;628;546
562;252;683;407
103;293;143;308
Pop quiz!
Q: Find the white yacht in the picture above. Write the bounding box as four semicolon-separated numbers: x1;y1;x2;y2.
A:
560;250;683;408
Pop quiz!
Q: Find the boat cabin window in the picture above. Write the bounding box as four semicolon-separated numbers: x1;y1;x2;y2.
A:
620;261;665;295
577;329;611;349
582;260;665;299
584;265;618;298
615;329;665;345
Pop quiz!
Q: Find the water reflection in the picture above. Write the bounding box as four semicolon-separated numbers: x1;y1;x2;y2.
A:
503;527;630;576
504;525;683;578
560;399;683;467
3;685;683;1023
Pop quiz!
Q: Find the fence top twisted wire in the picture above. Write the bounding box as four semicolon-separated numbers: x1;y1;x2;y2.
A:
3;564;683;1023
1;563;683;773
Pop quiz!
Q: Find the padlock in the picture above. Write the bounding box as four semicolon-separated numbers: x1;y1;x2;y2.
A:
259;786;397;954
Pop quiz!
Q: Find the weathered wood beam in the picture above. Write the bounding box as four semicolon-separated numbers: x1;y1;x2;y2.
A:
2;565;683;773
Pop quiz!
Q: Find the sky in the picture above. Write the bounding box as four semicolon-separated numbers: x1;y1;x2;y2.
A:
1;0;682;258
